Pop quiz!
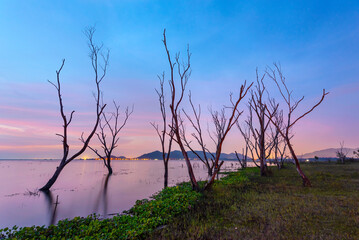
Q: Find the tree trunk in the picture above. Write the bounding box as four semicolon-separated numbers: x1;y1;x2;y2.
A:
287;141;311;187
203;161;224;191
164;160;169;188
207;164;213;177
106;158;113;175
40;163;66;191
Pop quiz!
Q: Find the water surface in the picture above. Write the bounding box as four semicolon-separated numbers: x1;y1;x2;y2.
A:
0;159;241;228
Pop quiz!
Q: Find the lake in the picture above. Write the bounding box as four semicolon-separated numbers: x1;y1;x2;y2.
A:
0;159;242;228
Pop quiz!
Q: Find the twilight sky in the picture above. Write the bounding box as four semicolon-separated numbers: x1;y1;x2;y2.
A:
0;0;358;159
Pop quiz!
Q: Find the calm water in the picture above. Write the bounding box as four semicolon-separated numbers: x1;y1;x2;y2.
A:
0;159;242;228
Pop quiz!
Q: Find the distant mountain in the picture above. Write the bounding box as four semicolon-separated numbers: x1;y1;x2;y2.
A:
137;150;244;160
301;148;356;158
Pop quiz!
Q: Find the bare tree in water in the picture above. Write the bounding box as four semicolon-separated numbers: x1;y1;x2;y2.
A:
266;63;329;187
40;27;107;191
85;101;133;174
151;73;174;188
161;29;251;191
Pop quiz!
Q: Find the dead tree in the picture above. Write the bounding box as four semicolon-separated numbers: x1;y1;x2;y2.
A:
151;73;174;188
180;92;216;177
162;29;252;191
162;29;199;190
40;27;107;191
268;98;288;169
336;141;348;164
178;85;252;191
245;70;276;176
237;108;260;168
85;101;133;174
266;63;329;187
235;148;247;169
354;149;359;159
203;88;252;190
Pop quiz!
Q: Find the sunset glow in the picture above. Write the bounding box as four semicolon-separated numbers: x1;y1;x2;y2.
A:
0;1;358;159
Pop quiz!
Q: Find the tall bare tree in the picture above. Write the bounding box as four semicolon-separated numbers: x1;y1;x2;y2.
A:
162;29;251;190
162;29;199;190
85;101;133;174
151;73;175;188
266;63;329;187
40;27;107;191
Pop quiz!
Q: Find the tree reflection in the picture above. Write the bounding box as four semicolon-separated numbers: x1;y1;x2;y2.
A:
93;174;111;217
43;191;59;226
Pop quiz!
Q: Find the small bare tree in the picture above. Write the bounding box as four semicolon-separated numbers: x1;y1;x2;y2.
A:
85;101;133;174
354;149;359;159
40;27;107;191
151;73;175;188
336;141;348;164
268;98;288;169
237;112;260;168
179;92;216;177
235;148;247;169
266;63;329;187
178;87;252;190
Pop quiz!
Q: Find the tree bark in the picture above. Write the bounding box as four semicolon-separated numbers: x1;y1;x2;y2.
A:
106;158;113;175
164;160;169;188
40;163;66;191
287;140;311;187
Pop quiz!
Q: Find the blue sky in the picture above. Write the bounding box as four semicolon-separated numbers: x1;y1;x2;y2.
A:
0;0;358;158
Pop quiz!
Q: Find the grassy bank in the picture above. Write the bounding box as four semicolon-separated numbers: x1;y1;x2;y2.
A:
150;163;359;239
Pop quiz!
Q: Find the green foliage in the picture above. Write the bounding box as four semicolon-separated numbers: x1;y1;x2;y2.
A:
0;183;201;240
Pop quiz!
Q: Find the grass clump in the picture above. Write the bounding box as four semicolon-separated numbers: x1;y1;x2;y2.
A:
0;183;201;240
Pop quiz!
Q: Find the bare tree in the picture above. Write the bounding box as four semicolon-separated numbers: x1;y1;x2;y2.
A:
268;98;288;169
354;149;359;159
178;86;252;190
235;148;247;169
266;63;329;187
245;70;277;176
336;141;348;164
162;29;251;191
237;111;260;168
151;73;174;188
162;29;199;190
180;92;216;177
85;101;133;174
40;27;107;191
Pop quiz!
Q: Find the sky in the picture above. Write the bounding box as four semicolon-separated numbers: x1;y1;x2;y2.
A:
0;0;358;159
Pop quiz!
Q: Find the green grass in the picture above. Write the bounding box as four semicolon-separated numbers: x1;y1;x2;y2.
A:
150;163;359;240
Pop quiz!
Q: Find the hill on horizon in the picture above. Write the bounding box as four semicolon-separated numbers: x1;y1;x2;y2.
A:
137;150;244;160
301;148;356;158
